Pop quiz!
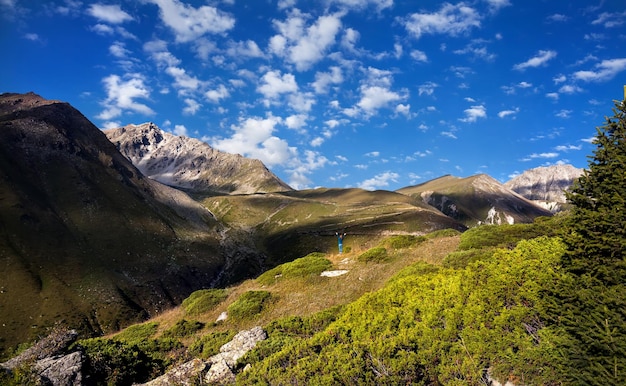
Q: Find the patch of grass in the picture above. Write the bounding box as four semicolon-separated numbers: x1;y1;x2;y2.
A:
114;322;159;345
357;246;388;263
182;289;228;316
227;291;275;320
162;319;205;339
426;228;462;239
257;253;332;285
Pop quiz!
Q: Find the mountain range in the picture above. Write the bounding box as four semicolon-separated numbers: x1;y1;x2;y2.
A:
0;92;583;358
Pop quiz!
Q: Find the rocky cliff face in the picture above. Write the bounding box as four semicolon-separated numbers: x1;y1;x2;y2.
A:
504;164;583;212
105;123;292;195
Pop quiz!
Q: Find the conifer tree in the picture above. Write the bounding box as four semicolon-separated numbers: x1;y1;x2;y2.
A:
559;99;626;385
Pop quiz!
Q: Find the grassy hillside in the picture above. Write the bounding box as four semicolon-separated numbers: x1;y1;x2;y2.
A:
201;187;466;267
15;217;570;385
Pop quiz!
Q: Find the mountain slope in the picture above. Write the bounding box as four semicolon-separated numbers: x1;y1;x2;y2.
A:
504;164;583;212
0;92;229;354
397;174;552;226
105;123;292;195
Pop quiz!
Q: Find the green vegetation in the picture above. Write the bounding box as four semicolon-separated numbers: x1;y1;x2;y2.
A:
357;246;388;263
227;291;275;320
383;234;427;249
552;100;626;385
256;252;332;285
189;330;236;359
182;289;229;316
113;321;159;344
162;319;205;339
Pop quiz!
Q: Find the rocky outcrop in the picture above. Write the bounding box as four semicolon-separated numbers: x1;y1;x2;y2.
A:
1;327;85;386
140;326;267;386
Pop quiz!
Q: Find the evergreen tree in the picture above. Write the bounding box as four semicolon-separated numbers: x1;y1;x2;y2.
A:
558;99;626;385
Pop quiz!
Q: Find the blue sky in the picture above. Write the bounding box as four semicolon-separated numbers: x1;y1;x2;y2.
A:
2;0;625;190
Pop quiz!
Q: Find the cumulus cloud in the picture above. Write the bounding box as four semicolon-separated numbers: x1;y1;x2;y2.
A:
460;105;486;122
312;66;343;94
358;171;399;190
147;0;235;43
270;10;342;71
211;116;296;167
418;81;438;96
257;70;298;100
573;58;626;82
87;4;133;24
513;50;557;70
403;3;481;39
205;84;230;103
98;74;154;121
183;98;201;115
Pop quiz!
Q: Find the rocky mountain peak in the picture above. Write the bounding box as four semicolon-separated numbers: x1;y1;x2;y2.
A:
504;164;583;210
105;122;292;195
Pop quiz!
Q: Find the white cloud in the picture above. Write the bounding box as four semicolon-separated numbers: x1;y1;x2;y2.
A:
174;124;188;136
513;50;557;70
558;84;583;94
358;171;399;190
147;0;235;43
312;66;343;94
286;149;329;189
498;107;519;118
270;11;342;71
87;4;133;24
484;0;511;11
553;74;566;84
555;109;572;118
410;49;428;62
109;41;130;58
285;114;308;130
460;105;487;122
357;85;402;115
546;92;559;100
98;74;154;121
591;11;626;28
329;0;393;12
205;84;230;103
522;152;559;161
24;33;40;41
183;98;201;115
573;58;626;82
257;70;298;99
166;66;203;94
403;3;481;39
555;144;582;152
418;81;438;96
226;40;265;58
211;115;296;167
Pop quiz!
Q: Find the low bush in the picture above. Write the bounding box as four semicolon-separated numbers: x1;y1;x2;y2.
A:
182;289;228;316
227;291;274;320
357;246;388;263
442;248;496;269
257;253;332;285
162;319;205;339
384;235;427;249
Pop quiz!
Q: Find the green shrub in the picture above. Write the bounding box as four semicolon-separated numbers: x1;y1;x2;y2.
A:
182;289;228;316
426;228;462;239
189;331;236;359
357;246;388;263
227;291;274;320
114;322;159;345
78;338;158;385
162;319;205;339
442;248;496;269
257;253;332;285
384;235;426;249
458;223;548;250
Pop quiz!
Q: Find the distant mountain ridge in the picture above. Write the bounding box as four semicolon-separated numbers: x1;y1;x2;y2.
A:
397;174;553;226
105;123;292;195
